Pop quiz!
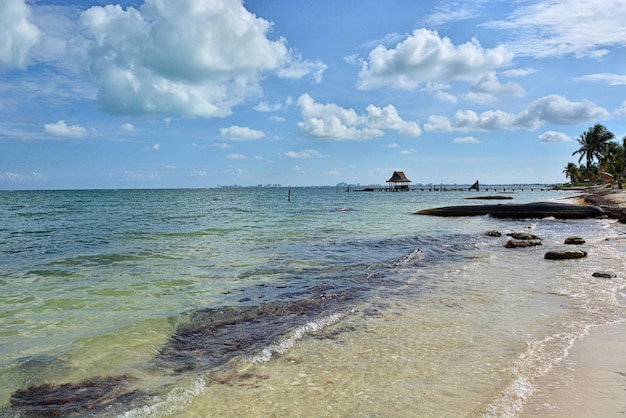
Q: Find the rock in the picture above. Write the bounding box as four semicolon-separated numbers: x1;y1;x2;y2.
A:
592;271;617;278
544;250;588;260
564;236;585;245
415;202;605;219
507;232;541;240
485;230;501;237
505;239;542;248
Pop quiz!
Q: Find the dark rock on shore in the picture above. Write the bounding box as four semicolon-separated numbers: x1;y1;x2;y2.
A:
544;250;588;260
564;236;585;245
415;202;605;219
505;239;542;248
592;271;617;278
582;190;626;221
507;232;541;240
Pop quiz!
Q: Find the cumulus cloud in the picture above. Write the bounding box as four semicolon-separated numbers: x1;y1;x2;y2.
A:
454;136;480;144
284;149;322;158
425;95;608;132
78;0;324;117
0;0;40;71
539;131;572;143
44;120;88;137
122;123;134;131
488;0;626;58
466;71;525;103
358;29;513;90
297;94;421;140
576;73;626;86
219;125;265;140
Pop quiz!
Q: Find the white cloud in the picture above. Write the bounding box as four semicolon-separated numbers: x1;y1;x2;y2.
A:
358;29;513;90
489;0;626;58
220;125;265;140
576;73;626;86
424;115;453;132
255;96;293;112
454;136;480;144
143;143;160;151
78;0;324;117
122;123;134;131
502;68;537;78
213;142;233;149
539;131;572;143
0;171;46;183
386;142;399;148
227;153;247;160
425;95;608;132
365;104;421;136
615;101;626;118
297;94;421;140
0;0;40;71
44;120;87;137
284;149;322;158
466;71;525;103
422;3;481;27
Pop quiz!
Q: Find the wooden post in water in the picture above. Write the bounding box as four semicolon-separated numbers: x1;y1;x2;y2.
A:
288;188;291;202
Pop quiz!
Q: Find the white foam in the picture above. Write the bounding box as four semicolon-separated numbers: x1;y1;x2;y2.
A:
245;312;344;364
115;376;206;418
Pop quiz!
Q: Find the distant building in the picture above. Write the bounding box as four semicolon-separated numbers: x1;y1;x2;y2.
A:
387;171;411;191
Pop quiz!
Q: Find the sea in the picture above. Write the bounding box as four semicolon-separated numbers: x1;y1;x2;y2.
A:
0;187;625;417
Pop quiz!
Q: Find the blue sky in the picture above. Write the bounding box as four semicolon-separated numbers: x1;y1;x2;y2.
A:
1;0;625;189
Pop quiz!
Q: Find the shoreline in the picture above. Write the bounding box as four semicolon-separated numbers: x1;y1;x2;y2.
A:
521;188;626;417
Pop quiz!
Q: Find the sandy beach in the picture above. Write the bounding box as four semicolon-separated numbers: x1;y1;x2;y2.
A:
521;188;626;417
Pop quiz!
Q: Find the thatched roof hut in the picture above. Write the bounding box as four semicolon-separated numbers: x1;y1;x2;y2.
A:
387;171;411;191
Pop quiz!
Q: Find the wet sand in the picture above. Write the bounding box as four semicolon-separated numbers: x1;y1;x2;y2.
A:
521;322;626;417
522;187;626;417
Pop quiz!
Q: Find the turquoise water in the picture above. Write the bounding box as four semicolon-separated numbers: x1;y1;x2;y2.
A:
1;187;625;416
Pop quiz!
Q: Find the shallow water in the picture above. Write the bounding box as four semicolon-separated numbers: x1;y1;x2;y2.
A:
1;187;625;417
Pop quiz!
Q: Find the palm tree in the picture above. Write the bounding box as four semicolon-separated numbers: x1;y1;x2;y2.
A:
562;162;580;185
572;124;615;170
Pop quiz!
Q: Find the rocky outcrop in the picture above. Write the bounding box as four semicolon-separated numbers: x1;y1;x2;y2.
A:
564;236;585;245
508;232;541;240
415;202;605;219
485;230;501;237
544;250;588;260
505;239;542;248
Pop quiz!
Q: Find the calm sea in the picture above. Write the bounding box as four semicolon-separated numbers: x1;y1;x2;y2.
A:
1;187;625;417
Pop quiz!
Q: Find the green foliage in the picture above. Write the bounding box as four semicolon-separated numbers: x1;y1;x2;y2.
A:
565;124;625;186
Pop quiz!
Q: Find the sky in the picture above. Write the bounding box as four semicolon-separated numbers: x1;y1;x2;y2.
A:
1;0;625;189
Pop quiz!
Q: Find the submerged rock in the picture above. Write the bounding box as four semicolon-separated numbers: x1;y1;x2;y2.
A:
10;375;145;417
415;202;605;219
564;236;586;245
544;250;588;260
485;230;501;237
156;289;356;373
505;239;542;248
